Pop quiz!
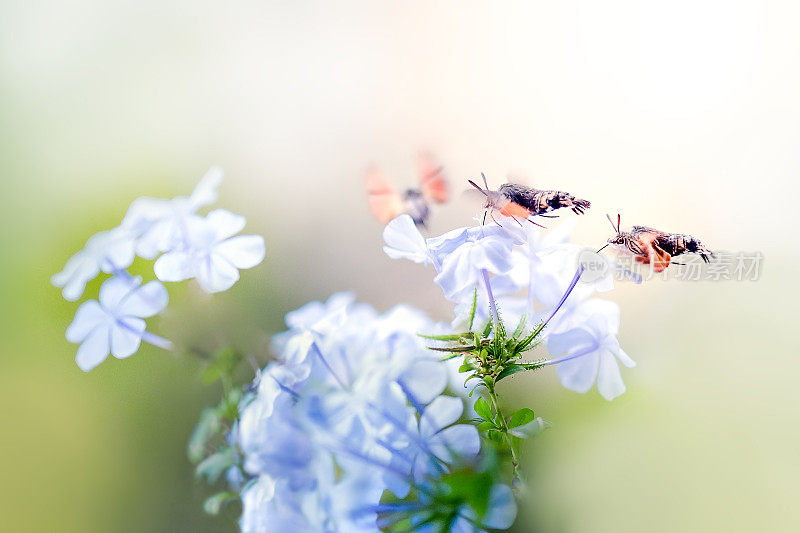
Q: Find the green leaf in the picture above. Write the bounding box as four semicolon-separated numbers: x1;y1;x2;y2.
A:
486;428;504;444
201;349;242;385
512;313;528;339
495;363;529;382
474;397;492;421
508;416;549;439
442;469;493;519
458;362;474;373
187;408;222;463
419;332;471;342
476;421;495;432
427;345;475;353
508;408;536;429
467;287;478;331
203;491;237;515
195;447;237;484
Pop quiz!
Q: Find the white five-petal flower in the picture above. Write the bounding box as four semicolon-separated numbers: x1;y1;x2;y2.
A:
153;209;265;293
124;166;224;259
66;275;169;371
51;227;138;301
546;299;635;401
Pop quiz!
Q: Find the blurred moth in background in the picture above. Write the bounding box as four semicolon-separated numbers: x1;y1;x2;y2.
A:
467;173;591;226
366;152;449;227
600;214;714;273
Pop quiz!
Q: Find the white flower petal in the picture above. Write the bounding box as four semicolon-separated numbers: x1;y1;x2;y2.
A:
420;396;464;437
383;215;430;264
431;424;480;460
99;275;139;311
121;280;168;318
556;350;600;393
66;301;108;343
189;166;223;209
75;326;111;372
52;251;101;301
215;235;265;269
597;351;627;400
483;484;518;529
154;251;195;282
195;253;240;293
399;361;448;406
206;208;246;241
547;327;597;357
111;318;144;359
99;231;136;273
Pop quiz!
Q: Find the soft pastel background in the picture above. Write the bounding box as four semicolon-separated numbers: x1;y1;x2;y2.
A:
2;1;798;531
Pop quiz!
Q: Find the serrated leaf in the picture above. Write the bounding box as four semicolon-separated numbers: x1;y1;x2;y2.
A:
427;345;475;353
496;363;529;382
467;287;478;331
203;491;237;515
512;313;528;339
419;332;470;341
474;397;492;421
508;408;536;429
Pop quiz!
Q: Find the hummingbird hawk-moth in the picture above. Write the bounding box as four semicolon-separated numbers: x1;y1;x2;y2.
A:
601;214;714;273
366;152;449;227
467;173;591;226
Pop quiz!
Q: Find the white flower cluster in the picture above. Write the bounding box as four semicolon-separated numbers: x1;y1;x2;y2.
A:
53;168;265;371
384;214;636;401
235;293;516;532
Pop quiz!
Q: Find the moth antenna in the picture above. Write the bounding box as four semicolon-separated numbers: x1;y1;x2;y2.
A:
606;213;620;234
481;172;490;190
596;243;610;253
468;179;489;197
617;214;621;233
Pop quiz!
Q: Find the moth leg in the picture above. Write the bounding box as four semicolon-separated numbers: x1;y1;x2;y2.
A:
490;211;504;228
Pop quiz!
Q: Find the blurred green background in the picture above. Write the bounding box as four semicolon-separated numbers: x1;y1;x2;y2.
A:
2;1;799;531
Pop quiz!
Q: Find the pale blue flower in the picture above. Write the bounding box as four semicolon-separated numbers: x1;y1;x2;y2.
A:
382;215;431;264
153;209;265;293
124;166;224;259
51;226;138;301
433;226;520;301
545;299;635;400
235;295;513;531
65;275;169;371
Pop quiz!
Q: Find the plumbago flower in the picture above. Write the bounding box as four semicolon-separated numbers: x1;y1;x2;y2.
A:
154;209;265;293
546;299;635;401
66;275;169;371
228;295;517;532
54;167;264;371
383;213;636;402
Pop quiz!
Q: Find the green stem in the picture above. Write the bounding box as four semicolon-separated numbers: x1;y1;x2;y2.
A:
484;386;520;476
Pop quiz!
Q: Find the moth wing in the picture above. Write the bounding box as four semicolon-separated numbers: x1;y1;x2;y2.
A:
649;242;672;273
498;198;532;219
635;232;672;272
417;152;448;204
366;166;404;224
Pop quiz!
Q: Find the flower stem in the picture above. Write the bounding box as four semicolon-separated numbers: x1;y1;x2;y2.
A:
481;269;500;327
